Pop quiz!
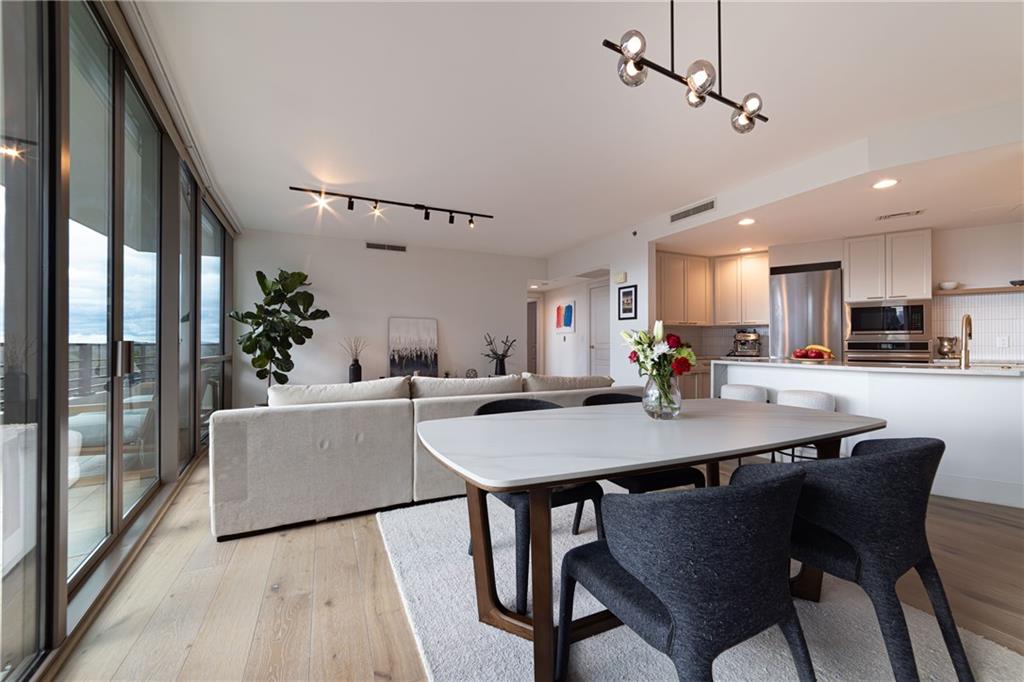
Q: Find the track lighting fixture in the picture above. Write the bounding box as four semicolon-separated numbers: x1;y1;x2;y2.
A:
289;186;494;227
603;0;769;133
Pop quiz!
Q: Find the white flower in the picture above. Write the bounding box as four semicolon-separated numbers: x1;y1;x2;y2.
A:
652;320;665;342
652;341;670;358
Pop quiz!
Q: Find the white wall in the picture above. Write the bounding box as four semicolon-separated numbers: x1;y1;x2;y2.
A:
543;280;611;376
932;222;1024;288
232;231;545;406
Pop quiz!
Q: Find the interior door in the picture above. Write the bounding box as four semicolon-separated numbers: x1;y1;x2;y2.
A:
589;285;610;375
526;300;538;373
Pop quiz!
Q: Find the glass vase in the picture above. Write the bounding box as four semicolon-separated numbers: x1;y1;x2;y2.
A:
642;375;682;420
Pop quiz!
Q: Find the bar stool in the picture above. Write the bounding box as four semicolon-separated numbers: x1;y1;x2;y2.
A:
719;384;768;402
776;389;836;461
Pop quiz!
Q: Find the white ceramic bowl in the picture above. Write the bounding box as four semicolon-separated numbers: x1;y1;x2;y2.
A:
937;281;960;290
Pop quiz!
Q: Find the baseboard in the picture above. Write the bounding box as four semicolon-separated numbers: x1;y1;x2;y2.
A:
931;473;1024;509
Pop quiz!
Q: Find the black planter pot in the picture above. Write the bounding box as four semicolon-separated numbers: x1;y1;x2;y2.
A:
349;359;362;383
493;358;506;376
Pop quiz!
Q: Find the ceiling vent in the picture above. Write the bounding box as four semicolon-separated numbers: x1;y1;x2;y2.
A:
670;198;716;223
876;209;925;222
366;242;407;252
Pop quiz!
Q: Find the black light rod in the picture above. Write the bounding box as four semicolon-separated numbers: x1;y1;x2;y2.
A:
288;186;495;220
601;39;769;123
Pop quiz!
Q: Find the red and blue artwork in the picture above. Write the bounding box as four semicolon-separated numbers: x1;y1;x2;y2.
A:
556;301;575;333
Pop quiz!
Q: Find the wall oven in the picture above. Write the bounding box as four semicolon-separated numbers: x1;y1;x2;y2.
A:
844;300;932;363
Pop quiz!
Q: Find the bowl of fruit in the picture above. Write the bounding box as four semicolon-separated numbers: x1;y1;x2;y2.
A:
791;345;834;363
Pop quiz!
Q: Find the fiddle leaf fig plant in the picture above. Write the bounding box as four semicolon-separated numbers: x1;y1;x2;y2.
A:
230;269;330;387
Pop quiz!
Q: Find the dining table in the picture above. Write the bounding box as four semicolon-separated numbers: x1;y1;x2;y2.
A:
416;397;887;682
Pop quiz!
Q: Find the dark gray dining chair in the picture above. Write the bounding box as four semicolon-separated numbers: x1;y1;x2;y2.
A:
469;398;605;615
556;467;814;681
731;438;974;682
582;393;706;493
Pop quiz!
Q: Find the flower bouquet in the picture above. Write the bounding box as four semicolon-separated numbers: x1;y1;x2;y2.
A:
621;321;697;419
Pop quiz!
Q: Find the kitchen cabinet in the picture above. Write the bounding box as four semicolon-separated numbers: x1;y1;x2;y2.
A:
657;252;711;325
886;229;932;300
681;369;710;400
714;253;768;325
740;252;770;324
844;229;931;302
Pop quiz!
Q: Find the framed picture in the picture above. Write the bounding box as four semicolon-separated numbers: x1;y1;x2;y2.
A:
555;300;575;334
388;317;439;377
618;285;638;320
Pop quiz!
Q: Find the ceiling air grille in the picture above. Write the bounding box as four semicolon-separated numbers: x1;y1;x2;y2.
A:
366;242;407;252
670;198;716;223
876;209;925;222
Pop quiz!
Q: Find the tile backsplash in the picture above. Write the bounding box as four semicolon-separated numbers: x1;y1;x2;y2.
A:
932;291;1024;362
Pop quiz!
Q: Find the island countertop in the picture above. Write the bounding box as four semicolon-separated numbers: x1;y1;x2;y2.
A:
711;358;1024;377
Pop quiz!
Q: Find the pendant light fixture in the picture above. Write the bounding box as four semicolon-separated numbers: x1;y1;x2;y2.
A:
603;0;768;133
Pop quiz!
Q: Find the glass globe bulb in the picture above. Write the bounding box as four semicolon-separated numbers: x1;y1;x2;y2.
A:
731;109;755;134
617;56;648;87
619;29;646;61
685;88;705;108
685;59;716;96
741;92;763;117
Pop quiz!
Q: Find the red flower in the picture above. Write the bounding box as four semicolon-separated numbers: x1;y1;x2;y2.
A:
628;350;639;364
666;333;682;349
671;356;692;375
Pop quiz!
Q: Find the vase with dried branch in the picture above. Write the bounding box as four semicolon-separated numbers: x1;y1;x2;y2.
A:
340;336;369;383
482;333;516;376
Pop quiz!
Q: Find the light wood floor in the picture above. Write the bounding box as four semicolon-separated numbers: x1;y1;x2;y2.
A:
58;459;1023;681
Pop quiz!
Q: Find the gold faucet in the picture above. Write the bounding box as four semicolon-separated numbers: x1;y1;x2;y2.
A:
959;314;973;370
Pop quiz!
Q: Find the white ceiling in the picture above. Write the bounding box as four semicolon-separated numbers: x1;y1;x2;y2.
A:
137;1;1023;258
655;142;1024;256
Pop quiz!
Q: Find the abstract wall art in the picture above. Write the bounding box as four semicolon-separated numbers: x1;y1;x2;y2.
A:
388;317;439;377
555;301;575;334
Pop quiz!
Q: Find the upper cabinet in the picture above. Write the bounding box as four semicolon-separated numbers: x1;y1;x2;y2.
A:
886;230;932;300
844;229;931;302
657;252;711;325
714;253;768;325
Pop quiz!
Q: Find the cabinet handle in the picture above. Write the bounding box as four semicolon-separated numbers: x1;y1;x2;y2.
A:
889;294;907;298
866;296;884;300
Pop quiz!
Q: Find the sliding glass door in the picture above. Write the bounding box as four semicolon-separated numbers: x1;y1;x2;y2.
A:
66;1;162;584
1;1;46;676
199;204;224;440
178;167;195;470
66;1;113;579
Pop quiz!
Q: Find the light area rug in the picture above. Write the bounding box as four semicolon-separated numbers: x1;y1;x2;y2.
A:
377;494;1024;681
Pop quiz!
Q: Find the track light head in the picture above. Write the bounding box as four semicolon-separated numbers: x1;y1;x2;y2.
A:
372;201;382;217
448;212;455;224
314;192;329;209
423;209;430;220
347;197;355;210
468;216;475;230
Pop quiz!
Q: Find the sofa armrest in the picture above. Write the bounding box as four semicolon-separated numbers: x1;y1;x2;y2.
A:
209;398;413;537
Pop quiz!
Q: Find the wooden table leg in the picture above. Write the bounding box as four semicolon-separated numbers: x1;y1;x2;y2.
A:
790;438;841;602
705;461;721;487
529;487;555;682
465;483;532;638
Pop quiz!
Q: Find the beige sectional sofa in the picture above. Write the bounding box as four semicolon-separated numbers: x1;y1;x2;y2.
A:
209;374;641;538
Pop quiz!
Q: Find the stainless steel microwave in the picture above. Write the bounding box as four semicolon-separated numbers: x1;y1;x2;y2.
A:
845;300;931;339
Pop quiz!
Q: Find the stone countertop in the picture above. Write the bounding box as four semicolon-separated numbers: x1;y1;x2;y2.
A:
711;358;1024;377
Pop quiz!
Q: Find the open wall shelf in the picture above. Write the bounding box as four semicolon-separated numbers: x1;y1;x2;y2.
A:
933;286;1022;296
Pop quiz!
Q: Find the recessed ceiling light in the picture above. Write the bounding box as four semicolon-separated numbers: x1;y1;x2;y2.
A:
872;178;899;190
738;247;753;253
738;218;755;226
529;284;539;289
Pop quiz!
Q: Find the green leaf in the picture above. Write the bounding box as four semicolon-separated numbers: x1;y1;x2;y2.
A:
256;368;269;380
299;325;314;339
272;371;289;385
279;270;307;294
306;308;330;320
292;291;314;312
256;270;271;295
252;355;270;369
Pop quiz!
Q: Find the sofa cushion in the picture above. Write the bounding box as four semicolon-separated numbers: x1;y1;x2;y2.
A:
521;372;614;392
267;376;410;406
411;375;522;399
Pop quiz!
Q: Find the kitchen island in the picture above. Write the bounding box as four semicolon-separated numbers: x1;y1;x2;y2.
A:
711;358;1024;508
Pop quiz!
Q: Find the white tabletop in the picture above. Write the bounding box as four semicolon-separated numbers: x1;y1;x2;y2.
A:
416;399;886;490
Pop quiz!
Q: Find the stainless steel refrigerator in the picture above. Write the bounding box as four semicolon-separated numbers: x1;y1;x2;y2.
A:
769;261;844;360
